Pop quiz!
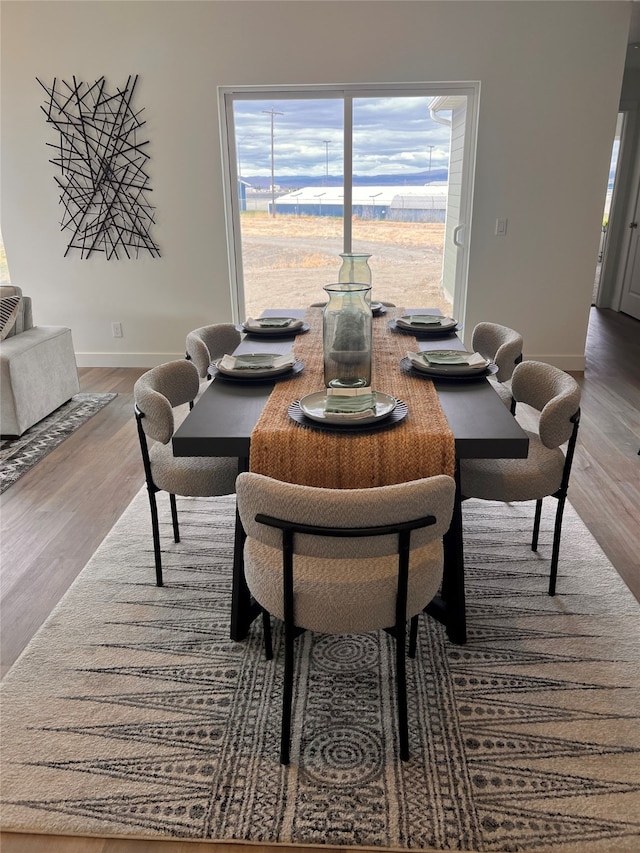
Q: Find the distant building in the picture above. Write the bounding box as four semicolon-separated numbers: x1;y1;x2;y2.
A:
270;184;448;222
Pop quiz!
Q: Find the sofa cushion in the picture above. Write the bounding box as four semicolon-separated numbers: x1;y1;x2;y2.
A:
0;296;21;340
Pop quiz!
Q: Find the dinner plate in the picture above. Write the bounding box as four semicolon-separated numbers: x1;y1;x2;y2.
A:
408;349;491;375
297;390;398;426
239;318;309;336
388;318;462;336
214;353;297;378
289;398;408;432
400;356;498;381
371;302;387;316
210;359;304;383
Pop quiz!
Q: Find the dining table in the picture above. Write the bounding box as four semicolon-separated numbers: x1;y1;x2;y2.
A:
173;307;529;646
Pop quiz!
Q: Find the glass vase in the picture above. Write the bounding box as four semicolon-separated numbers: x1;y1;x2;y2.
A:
322;282;373;389
338;253;372;304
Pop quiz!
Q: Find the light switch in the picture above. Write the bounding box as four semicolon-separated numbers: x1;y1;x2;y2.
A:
495;218;508;236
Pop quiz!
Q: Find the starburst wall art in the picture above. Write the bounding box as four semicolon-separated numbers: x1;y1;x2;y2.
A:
37;75;160;259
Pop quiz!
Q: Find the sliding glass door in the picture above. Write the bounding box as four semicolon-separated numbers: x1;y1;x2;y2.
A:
220;84;478;322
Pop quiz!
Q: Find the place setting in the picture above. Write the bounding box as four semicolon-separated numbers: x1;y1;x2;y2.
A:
388;313;461;337
237;316;309;336
288;385;408;432
400;348;498;381
209;352;304;383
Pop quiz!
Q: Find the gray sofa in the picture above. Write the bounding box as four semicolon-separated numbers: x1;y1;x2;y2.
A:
1;284;80;436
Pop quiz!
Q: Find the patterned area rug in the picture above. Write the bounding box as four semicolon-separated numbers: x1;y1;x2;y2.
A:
1;490;639;851
0;393;117;494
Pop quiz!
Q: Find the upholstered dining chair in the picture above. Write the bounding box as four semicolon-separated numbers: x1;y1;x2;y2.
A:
460;360;581;596
471;321;523;413
134;359;238;586
185;323;242;405
236;472;455;764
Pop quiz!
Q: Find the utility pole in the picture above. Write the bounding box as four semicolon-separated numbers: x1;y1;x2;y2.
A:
324;140;330;185
428;145;435;180
262;108;283;217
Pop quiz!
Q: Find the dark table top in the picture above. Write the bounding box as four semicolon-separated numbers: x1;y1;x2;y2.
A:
174;309;528;461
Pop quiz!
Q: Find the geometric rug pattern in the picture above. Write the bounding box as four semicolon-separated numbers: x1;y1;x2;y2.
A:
1;490;639;851
0;393;117;494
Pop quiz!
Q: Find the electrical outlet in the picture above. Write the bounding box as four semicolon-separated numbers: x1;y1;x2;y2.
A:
495;218;508;236
111;322;123;338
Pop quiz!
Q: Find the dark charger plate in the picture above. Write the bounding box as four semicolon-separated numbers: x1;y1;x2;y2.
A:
400;356;498;382
388;319;462;337
288;398;408;432
209;360;305;383
237;322;310;337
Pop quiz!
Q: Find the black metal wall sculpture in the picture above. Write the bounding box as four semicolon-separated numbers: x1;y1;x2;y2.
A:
37;76;160;259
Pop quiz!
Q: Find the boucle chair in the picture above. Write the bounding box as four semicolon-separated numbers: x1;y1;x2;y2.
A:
185;323;242;406
460;360;581;596
134;359;238;586
471;321;523;413
185;323;241;378
236;471;455;764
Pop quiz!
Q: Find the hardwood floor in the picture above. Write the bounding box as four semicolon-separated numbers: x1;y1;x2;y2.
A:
1;308;638;852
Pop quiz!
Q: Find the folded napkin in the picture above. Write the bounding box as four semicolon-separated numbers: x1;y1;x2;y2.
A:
407;350;487;368
324;387;376;417
245;316;297;329
407;314;444;326
219;353;295;371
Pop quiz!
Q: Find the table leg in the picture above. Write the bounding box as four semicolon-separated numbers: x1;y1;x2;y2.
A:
230;456;260;641
425;462;467;644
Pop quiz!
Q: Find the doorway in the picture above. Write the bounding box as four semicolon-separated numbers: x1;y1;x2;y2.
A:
220;84;478;322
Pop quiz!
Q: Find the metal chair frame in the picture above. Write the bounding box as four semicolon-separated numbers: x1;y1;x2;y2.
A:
531;408;581;595
135;404;179;587
252;511;437;764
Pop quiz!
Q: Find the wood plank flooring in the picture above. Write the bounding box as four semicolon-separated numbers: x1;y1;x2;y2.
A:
1;307;638;853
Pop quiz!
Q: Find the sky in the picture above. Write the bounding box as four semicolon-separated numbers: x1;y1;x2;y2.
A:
232;96;453;179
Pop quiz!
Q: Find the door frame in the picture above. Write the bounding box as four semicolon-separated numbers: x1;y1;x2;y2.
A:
218;82;480;323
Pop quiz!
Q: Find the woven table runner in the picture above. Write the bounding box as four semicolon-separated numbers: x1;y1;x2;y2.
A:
249;307;455;488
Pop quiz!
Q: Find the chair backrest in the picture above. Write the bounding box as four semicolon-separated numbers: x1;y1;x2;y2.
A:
237;472;455;560
134;359;200;444
511;360;581;449
472;322;523;383
186;324;242;378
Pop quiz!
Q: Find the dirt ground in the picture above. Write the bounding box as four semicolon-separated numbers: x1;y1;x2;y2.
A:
239;214;451;318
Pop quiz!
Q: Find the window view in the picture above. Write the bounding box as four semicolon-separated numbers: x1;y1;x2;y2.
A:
227;91;470;319
593;112;623;303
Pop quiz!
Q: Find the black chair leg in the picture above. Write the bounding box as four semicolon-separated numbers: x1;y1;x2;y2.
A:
396;622;409;762
170;493;180;543
147;487;163;587
548;495;567;597
280;623;294;765
531;498;543;551
262;609;273;660
408;614;418;659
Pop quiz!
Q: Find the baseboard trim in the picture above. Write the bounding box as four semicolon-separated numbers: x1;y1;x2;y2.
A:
75;353;183;368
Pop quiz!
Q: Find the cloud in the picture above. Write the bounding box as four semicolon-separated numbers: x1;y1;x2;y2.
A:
233;96;452;178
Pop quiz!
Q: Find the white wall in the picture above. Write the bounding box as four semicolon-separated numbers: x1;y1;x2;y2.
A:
1;1;630;368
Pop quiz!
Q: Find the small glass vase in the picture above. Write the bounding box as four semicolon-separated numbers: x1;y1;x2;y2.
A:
338;253;372;304
323;282;373;389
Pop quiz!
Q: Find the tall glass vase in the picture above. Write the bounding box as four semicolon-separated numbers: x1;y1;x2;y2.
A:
338;253;372;304
323;282;373;388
